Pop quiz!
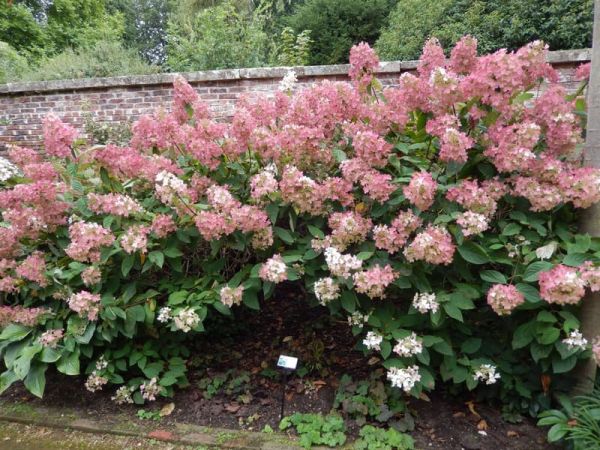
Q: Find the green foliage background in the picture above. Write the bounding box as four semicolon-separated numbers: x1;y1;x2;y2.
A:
0;1;594;82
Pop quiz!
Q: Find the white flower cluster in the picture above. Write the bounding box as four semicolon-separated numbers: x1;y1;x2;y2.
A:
473;364;500;385
155;171;187;204
220;286;244;307
324;247;362;278
279;70;298;92
260;256;288;283
457;211;489;237
85;372;108;393
363;331;383;351
562;329;588;351
84;355;110;392
412;292;439;313
314;277;340;305
393;332;423;357
157;307;172;323
0;156;20;182
140;377;162;401
173;307;200;332
348;311;370;328
111;385;135;404
387;365;421;392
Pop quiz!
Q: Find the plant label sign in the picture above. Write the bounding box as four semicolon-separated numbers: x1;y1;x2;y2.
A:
277;355;298;370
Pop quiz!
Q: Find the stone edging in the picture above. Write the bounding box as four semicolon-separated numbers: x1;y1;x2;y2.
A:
0;399;309;449
0;48;591;95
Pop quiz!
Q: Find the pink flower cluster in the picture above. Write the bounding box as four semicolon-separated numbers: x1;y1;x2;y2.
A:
456;211;489;237
65;221;115;263
195;184;270;243
150;214;177;238
39;329;64;348
446;179;506;217
259;254;287;283
349;42;379;91
373;210;422;254
68;291;102;321
15;252;48;287
404;226;455;265
403;171;437;211
539;265;586;305
82;266;102;286
43;114;78;158
353;264;396;299
88;193;143;217
328;211;372;250
487;284;525;315
120;225;150;254
0;305;49;327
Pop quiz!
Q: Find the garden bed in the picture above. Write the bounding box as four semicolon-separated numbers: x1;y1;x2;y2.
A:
1;290;556;450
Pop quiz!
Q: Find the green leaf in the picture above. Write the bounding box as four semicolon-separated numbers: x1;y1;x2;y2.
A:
340;291;356;313
502;223;522;236
57;351;80;376
0;324;32;342
148;251;164;268
443;303;463;322
121;254;135;277
512;322;535;349
0;370;18;395
24;362;47;398
516;283;541;303
212;301;231;316
523;261;554;282
243;289;260;310
457;242;489;264
142;361;164;378
380;340;392;359
552;355;577;374
168;290;188;305
163;247;183;258
307;225;324;239
356;251;374;261
536;326;560;345
479;270;507;284
39;347;61;363
274;227;294;244
562;253;586;267
460;338;482;354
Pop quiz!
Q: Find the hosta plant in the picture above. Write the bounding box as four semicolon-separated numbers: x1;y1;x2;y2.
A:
0;36;598;414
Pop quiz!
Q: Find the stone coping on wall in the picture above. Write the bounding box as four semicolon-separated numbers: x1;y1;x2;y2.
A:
0;48;591;95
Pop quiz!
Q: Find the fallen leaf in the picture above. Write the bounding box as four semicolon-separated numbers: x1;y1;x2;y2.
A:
224;402;241;413
541;374;551;394
453;412;466;418
477;419;488;430
466;401;481;419
159;402;175;417
148;430;173;441
283;336;294;342
507;431;519;438
418;392;431;402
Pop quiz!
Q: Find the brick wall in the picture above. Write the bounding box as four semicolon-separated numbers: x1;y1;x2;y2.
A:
0;49;591;151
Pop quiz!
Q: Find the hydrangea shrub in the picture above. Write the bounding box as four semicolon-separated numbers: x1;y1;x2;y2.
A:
0;37;598;413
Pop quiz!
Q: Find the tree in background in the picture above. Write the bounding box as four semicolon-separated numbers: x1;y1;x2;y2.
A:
283;0;395;65
107;0;170;64
166;0;271;71
377;0;593;60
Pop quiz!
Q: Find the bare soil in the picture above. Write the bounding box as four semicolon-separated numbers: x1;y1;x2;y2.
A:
1;287;558;450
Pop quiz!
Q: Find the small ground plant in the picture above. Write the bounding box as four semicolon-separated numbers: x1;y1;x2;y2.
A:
537;387;600;449
354;424;414;450
279;413;346;449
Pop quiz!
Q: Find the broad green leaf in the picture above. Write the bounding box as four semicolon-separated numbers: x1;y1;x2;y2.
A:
479;270;507;284
0;324;31;342
457;242;489;265
24;362;47;398
523;261;554;282
148;251;164;268
274;227;294;244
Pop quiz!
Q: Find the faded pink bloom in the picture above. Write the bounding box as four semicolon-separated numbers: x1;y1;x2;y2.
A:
487;284;525;315
353;264;396;299
43;114;78;158
68;291;102;321
539;265;585;305
404;226;455;265
403;171;437;211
